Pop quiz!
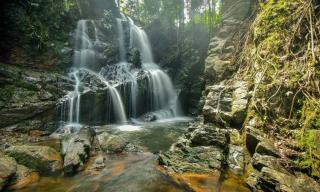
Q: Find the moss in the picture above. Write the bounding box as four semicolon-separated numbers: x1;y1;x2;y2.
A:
296;129;320;177
301;99;320;130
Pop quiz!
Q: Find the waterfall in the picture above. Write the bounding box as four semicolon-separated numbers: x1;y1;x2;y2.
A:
116;17;138;118
128;17;182;119
117;17;126;62
68;71;81;123
62;19;127;125
60;15;182;127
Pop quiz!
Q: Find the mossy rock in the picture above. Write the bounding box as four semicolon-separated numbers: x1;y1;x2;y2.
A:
5;145;62;175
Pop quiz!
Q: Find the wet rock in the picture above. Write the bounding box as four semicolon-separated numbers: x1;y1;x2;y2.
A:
0;63;66;128
140;113;157;122
231;81;249;126
97;132;129;153
123;143;142;153
245;119;264;155
251;153;288;173
245;170;259;192
256;141;280;158
91;155;105;170
7;164;39;190
5;145;62;175
0;102;55;129
0;156;17;191
62;127;93;176
159;146;225;173
190;126;229;149
203;83;233;126
14;120;43;133
227;145;245;175
258;167;320;192
29;130;50;137
202;81;248;128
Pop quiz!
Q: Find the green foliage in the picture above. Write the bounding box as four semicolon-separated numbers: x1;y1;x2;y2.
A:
296;128;320;177
240;0;320;177
102;10;114;29
1;0;79;54
119;0;221;31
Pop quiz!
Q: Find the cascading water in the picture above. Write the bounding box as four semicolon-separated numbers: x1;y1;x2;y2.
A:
60;15;182;128
128;18;182;119
115;16;138;118
61;19;127;125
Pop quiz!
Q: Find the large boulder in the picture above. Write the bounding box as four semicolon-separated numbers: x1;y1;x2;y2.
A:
61;127;94;176
202;81;248;128
5;146;62;175
258;167;320;192
0;156;17;191
159;146;225;173
190;126;229;149
159;123;228;174
97;132;129;154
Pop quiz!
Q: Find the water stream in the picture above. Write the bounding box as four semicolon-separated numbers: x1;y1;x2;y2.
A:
61;15;182;127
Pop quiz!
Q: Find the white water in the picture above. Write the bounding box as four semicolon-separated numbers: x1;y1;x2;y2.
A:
128;18;182;119
82;68;128;124
68;71;81;123
62;19;128;125
115;17;138;117
117;17;126;62
60;16;183;128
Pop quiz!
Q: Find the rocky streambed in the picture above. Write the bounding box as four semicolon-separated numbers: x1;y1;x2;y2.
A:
0;119;257;192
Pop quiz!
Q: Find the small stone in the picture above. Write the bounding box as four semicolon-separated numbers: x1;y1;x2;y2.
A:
92;155;105;170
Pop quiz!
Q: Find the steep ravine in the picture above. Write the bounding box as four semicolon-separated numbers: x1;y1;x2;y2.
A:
160;0;320;191
0;0;319;192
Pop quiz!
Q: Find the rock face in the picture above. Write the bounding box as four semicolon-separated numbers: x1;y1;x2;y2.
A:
61;127;94;176
5;145;62;175
0;156;17;191
159;122;229;189
258;167;320;192
203;81;249;127
0;63;69;129
245;118;264;155
242;118;320;191
204;0;252;83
